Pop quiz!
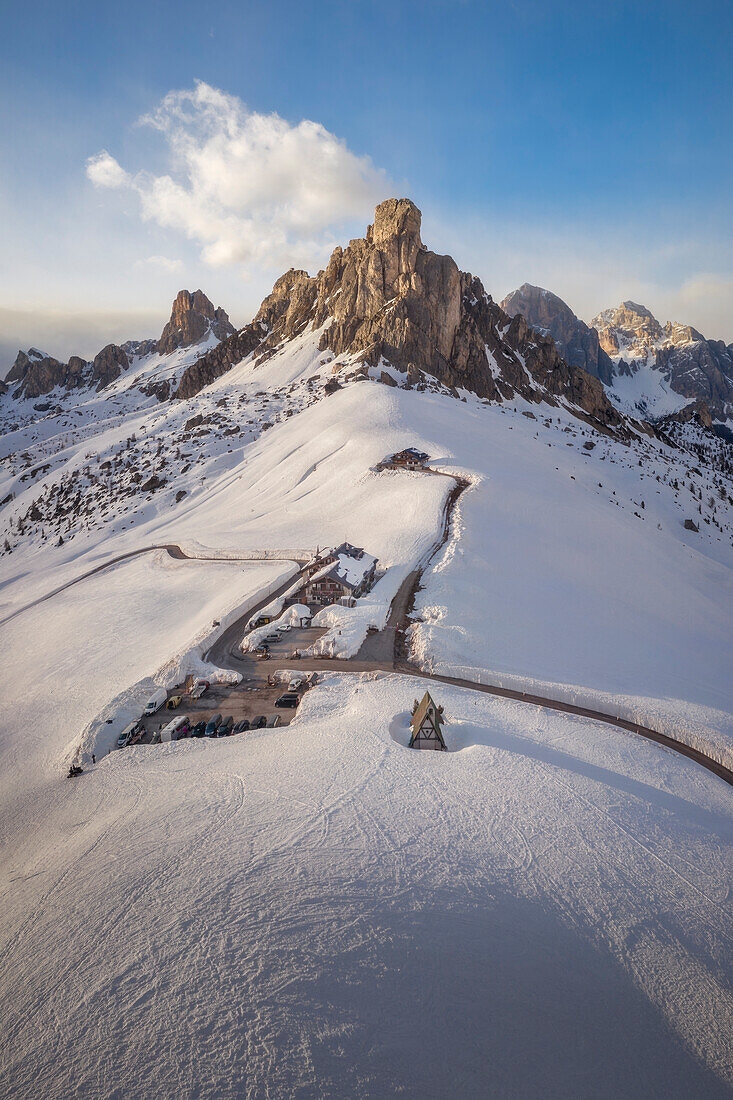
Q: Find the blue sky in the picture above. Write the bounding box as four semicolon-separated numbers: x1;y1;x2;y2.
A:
1;0;732;361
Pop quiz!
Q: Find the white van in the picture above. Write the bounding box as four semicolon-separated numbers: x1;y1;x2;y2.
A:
116;721;142;749
144;688;167;716
161;715;190;742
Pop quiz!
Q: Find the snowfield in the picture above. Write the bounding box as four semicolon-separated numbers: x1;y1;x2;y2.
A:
1;672;732;1097
0;552;292;797
2;329;733;1097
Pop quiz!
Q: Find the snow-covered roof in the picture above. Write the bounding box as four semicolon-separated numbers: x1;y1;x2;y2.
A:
308;550;377;591
392;447;429;461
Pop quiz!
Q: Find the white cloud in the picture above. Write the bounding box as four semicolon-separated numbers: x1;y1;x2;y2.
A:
86;81;391;271
85;151;131;189
134;255;184;273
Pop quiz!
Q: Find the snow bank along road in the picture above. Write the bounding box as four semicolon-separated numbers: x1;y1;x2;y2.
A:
202;470;733;790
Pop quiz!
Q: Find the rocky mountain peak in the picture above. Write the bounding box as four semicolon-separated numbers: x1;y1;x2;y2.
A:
592;302;664;357
500;284;614;386
176;198;633;436
157;289;235;355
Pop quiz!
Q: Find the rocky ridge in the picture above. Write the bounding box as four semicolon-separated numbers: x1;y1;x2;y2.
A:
2;288;231;400
591;301;733;423
176;199;634;435
500;283;614;386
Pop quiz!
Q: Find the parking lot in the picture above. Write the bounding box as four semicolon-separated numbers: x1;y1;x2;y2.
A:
119;621;326;748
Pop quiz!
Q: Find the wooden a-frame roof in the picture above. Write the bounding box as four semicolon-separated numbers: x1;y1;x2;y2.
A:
409;691;447;749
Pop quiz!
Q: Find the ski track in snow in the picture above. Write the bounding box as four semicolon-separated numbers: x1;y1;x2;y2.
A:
1;332;732;1096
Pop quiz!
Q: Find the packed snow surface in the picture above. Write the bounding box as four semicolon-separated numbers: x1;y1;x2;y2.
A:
2;669;732;1097
2;328;733;1096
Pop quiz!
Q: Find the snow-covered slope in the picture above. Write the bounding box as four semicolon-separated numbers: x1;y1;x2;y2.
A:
2;202;733;1096
2;664;732;1097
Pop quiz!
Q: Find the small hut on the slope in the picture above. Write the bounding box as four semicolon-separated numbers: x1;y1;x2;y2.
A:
409;692;447;751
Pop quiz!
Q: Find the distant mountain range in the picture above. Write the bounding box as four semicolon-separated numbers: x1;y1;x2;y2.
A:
3;198;732;438
501;285;733;428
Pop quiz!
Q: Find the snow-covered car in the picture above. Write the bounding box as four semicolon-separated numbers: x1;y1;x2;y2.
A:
276;623;291;632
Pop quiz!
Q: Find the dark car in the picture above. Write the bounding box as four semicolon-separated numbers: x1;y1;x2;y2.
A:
192;720;207;738
275;693;299;709
233;719;250;734
252;715;267;729
217;716;234;737
205;713;222;738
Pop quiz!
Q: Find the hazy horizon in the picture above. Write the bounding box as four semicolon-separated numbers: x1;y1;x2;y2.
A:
2;0;731;366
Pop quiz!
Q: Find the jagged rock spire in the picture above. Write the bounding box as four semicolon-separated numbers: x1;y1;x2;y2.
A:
157;289;235;355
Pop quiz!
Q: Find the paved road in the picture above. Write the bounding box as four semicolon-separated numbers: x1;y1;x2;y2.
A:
195;468;733;788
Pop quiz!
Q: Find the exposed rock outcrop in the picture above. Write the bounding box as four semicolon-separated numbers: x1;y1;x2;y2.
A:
175;198;632;435
592;302;733;422
157;290;235;355
175;326;265;400
3;337;160;399
5;349;78;399
90;344;129;390
501;283;614;385
593;302;664;358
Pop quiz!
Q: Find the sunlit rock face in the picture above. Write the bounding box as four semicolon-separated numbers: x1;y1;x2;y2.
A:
157;289;235;355
501;283;614;386
176;198;630;434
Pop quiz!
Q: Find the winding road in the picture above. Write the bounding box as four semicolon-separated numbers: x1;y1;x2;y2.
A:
203;470;733;789
6;468;731;788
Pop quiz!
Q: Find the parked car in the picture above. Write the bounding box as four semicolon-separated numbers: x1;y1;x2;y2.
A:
204;713;222;738
143;688;167;716
166;695;183;710
275;693;299;709
277;623;291;632
288;679;303;692
192;720;207;738
252;715;267;729
264;634;280;644
217;716;234;737
116;720;141;749
266;715;282;728
190;678;210;700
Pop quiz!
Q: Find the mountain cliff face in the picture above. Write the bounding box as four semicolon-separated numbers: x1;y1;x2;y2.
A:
176;199;631;434
157;290;234;355
500;284;614;386
2;288;232;400
592;302;733;423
